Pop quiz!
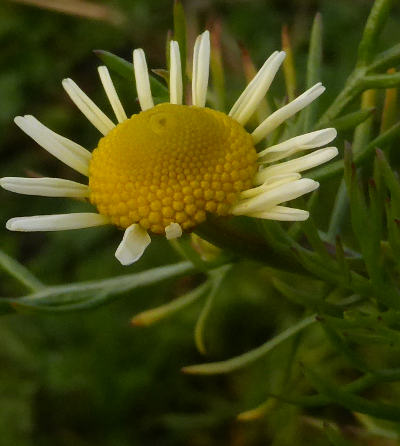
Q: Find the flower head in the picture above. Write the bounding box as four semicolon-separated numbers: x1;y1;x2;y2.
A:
1;31;338;265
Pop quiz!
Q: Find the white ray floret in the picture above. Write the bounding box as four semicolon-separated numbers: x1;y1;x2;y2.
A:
256;147;338;184
133;49;154;111
169;41;183;105
192;31;210;107
6;213;109;232
14;115;91;176
258;128;337;163
98;66;127;123
115;224;151;265
252;83;326;144
0;177;89;198
232;178;319;215
239;173;301;199
248;206;310;221
229;51;278;118
165;222;183;240
62;78;115;135
230;51;286;125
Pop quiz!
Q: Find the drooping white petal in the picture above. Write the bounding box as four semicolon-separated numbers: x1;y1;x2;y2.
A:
165;222;182;240
6;213;109;232
252;83;326;144
231;178;319;215
0;177;89;198
14;115;91;176
98;66;128;123
191;31;210;107
248;206;310;221
229;51;278;118
230;51;286;125
115;223;151;265
133;49;154;111
170;41;183;105
239;173;301;199
62;78;115;135
258;128;337;163
255;147;338;184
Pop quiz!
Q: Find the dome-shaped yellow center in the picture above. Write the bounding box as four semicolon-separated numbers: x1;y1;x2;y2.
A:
89;103;257;234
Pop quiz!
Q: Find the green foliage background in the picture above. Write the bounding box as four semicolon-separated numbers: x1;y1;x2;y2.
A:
1;0;400;445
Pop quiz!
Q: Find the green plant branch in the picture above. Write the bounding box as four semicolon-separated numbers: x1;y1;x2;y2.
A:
356;0;394;67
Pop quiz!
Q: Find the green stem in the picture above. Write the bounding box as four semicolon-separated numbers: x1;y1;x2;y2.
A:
316;70;364;128
357;0;394;67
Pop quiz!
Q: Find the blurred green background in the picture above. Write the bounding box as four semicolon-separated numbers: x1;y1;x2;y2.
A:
0;0;399;445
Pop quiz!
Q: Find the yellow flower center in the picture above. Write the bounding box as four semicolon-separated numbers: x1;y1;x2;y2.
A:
89;103;257;234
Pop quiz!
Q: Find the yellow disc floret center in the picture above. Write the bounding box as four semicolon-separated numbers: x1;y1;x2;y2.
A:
89;103;257;234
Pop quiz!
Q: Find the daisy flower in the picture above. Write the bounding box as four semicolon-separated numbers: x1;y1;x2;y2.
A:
1;31;338;265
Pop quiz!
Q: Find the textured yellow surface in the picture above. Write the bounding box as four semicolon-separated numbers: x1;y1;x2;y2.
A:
89;103;257;234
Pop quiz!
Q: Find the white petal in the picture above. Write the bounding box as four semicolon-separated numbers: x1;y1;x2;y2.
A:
258;128;337;163
252;83;326;144
6;213;109;232
0;177;89;198
239;173;301;199
231;178;319;215
248;206;310;221
62;78;115;135
165;222;182;240
170;41;183;105
191;31;210;107
98;66;128;123
115;224;151;266
15;115;91;176
256;147;338;184
230;51;286;125
229;51;279;118
133;49;154;111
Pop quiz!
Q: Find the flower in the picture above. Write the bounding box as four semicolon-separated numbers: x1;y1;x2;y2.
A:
1;31;338;265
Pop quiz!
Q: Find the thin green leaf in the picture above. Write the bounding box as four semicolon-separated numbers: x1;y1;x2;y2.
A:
357;0;394;67
369;42;400;72
173;0;187;89
311;122;400;181
183;314;316;374
327;181;349;243
301;212;332;262
376;148;400;215
304;367;400;422
281;25;297;102
3;262;194;313
363;72;400;89
303;13;323;132
0;249;44;292
316;107;375;131
320;320;370;373
131;280;211;326
324;423;357;446
194;265;231;354
334;237;351;287
271;277;339;315
94;49;169;99
385;202;400;259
